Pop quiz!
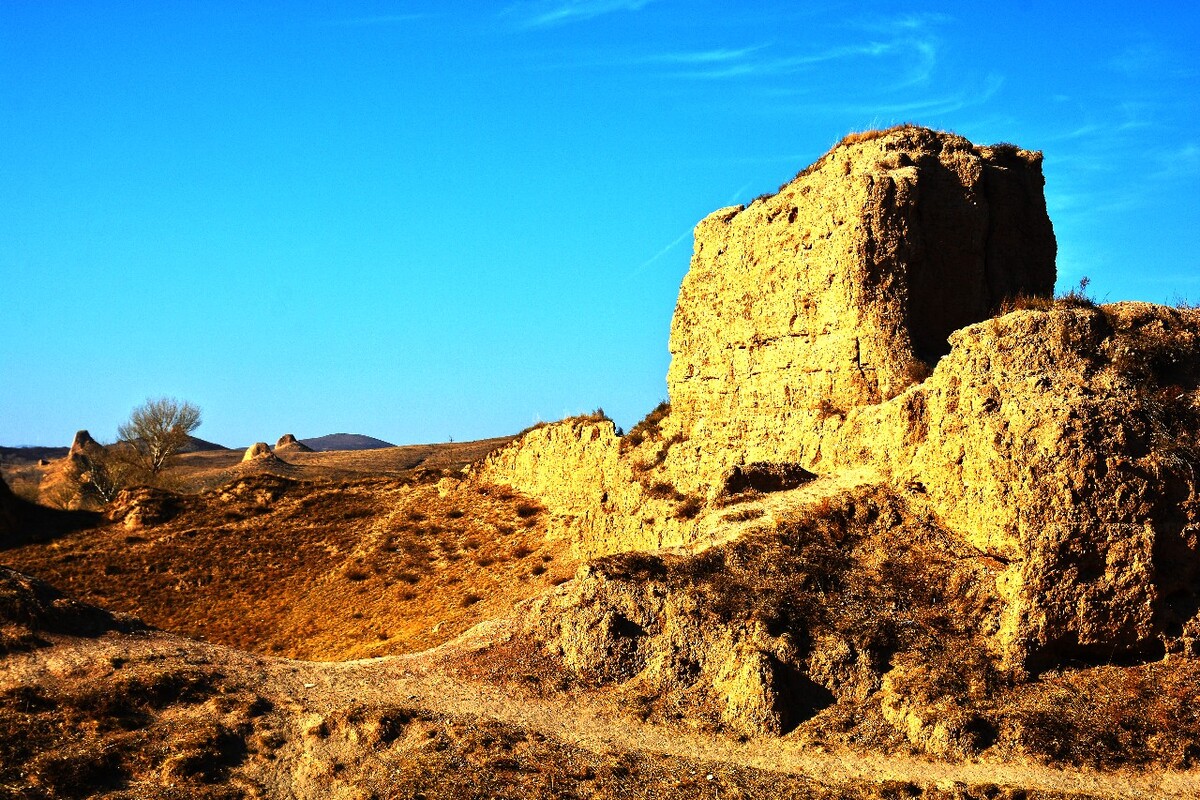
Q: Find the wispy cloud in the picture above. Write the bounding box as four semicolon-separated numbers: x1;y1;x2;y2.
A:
725;182;755;205
633;182;752;275
643;46;768;65
1110;41;1168;76
801;72;1004;122
634;227;693;274
663;41;913;80
507;0;656;28
1151;142;1200;181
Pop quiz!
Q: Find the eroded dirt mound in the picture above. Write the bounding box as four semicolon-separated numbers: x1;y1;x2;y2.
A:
274;433;313;452
466;487;1200;769
512;488;1000;738
3;473;575;660
827;302;1200;669
241;442;274;461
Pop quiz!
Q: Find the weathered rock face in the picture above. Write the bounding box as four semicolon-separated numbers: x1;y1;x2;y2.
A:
275;434;312;452
242;443;274;462
828;303;1200;667
106;487;180;530
518;488;999;737
69;430;100;456
478;419;705;555
521;559;811;736
478;127;1200;674
664;126;1056;477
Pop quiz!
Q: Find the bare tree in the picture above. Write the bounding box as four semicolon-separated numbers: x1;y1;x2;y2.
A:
64;442;144;505
118;397;202;475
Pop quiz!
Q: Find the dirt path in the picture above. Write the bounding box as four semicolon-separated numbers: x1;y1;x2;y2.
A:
5;621;1198;799
251;624;1200;800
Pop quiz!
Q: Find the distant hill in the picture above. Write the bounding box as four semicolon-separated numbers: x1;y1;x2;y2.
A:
178;436;231;453
1;435;227;465
0;445;69;464
299;433;396;452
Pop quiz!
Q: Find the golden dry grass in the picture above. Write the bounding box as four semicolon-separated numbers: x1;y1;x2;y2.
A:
1;472;574;661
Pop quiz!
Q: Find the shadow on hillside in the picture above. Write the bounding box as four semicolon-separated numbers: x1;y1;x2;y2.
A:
0;495;102;550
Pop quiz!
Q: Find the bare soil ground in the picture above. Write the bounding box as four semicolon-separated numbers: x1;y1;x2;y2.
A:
3;441;1199;799
1;589;1194;800
1;472;572;661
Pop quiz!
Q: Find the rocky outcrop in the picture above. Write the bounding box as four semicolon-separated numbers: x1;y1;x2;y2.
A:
242;442;274;462
275;434;312;453
826;302;1200;667
106;487;180;529
69;430;100;456
479;418;706;555
664;126;1055;480
521;558;813;736
517;487;998;737
479;126;1200;676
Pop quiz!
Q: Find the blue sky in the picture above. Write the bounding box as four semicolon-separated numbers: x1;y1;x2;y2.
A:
2;1;1197;448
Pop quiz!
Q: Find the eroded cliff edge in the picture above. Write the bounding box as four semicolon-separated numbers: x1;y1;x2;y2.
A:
476;126;1200;690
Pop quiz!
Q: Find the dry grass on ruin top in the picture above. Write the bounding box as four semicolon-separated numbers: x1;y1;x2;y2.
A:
1;472;574;661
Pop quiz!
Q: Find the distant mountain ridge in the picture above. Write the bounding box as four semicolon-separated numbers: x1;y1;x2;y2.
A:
1;435;229;463
299;433;395;452
178;436;231;453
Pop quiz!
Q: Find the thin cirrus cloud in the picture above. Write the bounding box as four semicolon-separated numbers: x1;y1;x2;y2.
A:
506;0;657;28
837;73;1005;120
660;41;906;80
631;32;938;84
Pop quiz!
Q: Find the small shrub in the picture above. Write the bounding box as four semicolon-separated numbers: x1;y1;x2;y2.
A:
814;398;845;421
621;401;670;452
631;433;684;474
1056;276;1098;309
999;293;1054;314
583;407;611;423
903;357;933;386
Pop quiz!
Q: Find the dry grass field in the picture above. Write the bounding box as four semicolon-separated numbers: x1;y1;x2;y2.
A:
0;437;578;661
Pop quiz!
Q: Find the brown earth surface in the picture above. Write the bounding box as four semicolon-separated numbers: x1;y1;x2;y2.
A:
1;461;568;661
1;573;1197;800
